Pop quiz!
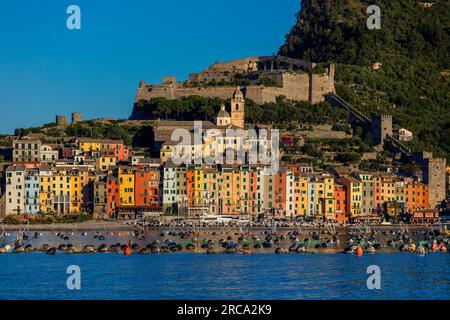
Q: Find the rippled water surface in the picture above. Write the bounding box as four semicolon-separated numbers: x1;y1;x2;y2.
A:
0;253;449;299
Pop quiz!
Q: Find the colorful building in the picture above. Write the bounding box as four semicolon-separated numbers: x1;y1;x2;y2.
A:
70;172;81;214
135;169;160;208
405;182;429;212
106;175;120;216
358;173;374;216
39;166;53;214
334;184;346;223
52;171;72;215
337;176;362;218
118;167;135;207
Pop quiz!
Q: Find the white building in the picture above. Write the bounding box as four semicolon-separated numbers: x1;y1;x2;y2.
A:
131;155;145;166
40;144;59;162
285;170;295;217
24;169;40;215
399;128;413;142
162;164;177;209
214;104;232;127
5;165;26;215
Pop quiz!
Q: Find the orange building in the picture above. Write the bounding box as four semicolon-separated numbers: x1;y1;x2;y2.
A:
373;174;383;211
100;141;130;162
248;168;259;216
334;184;347;223
405;182;429;212
275;169;287;214
106;175;119;216
186;167;195;206
134;169;160;208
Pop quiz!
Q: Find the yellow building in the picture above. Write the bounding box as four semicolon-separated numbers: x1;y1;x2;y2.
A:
118;168;135;207
96;156;117;172
160;143;174;164
39;171;53;214
203;168;221;214
52;171;72;215
313;177;325;218
322;176;335;220
395;179;405;204
221;166;234;214
348;177;362;217
232;167;243;214
78;139;102;153
338;176;362;217
70;173;81;213
193;167;204;206
239;168;250;215
311;175;334;219
295;176;309;217
380;174;396;203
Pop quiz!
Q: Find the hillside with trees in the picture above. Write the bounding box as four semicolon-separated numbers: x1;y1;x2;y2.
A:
131;95;349;126
279;0;450;161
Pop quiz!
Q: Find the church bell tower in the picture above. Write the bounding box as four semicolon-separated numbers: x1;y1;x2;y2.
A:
231;87;245;129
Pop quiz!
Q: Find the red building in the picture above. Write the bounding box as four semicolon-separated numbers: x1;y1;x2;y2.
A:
106;175;120;216
101;143;130;162
334;184;347;223
113;144;130;162
281;136;295;147
186;167;195;206
275;169;287;215
61;147;76;159
134;169;160;208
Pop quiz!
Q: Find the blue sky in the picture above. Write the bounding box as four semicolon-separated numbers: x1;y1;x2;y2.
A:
0;0;300;134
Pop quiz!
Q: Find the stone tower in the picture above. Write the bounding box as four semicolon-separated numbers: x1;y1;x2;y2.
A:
72;112;82;124
372;115;393;146
231;87;245;129
422;157;447;208
56;115;67;126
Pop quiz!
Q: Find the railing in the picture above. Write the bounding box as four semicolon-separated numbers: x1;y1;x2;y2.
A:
386;135;412;155
326;93;371;123
327;93;413;156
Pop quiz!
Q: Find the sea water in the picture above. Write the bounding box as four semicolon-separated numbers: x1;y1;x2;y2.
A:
0;253;448;300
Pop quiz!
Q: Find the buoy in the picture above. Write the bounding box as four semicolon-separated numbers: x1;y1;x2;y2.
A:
124;246;132;256
432;241;438;252
356;245;363;256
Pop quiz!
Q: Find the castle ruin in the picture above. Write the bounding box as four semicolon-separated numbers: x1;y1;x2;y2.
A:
135;56;335;105
421;156;447;208
372;115;393;146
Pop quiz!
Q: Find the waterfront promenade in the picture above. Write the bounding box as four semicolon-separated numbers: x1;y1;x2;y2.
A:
2;220;448;233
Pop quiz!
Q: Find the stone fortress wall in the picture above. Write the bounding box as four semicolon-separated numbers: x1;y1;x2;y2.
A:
135;56;335;104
